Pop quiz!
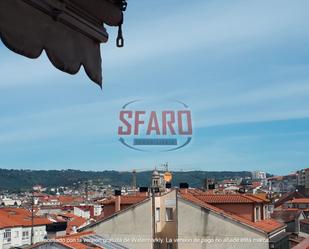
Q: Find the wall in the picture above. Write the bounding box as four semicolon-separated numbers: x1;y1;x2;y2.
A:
102;203;132;218
213;203;254;221
305;170;309;189
33;226;48;244
155;190;177;249
0;227;27;249
177;199;269;249
103;204;115;218
0;226;46;249
0;229;2;249
86;199;153;249
74;207;90;219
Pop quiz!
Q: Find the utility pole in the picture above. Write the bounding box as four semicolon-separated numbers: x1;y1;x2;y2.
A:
31;191;34;245
151;187;156;249
85;181;89;203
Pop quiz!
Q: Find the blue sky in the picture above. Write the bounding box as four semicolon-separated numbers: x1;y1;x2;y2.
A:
0;0;309;175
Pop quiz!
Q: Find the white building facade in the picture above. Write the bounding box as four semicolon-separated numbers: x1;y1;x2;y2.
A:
0;225;47;249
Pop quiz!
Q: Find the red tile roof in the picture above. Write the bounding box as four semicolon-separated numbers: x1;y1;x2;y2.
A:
39;195;85;205
194;194;253;203
267;176;283;181
180;191;284;234
288;198;309;204
66;216;87;235
271;209;303;223
57;231;99;249
254;193;270;202
251;181;262;188
99;195;148;205
58;196;85;205
192;193;265;204
60;213;80;219
0;208;51;229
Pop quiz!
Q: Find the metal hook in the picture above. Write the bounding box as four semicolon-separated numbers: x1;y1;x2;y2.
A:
116;24;124;47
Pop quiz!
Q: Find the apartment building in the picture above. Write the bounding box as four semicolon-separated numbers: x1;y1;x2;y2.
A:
252;171;267;180
0;208;51;249
297;168;309;189
268;174;298;193
271;209;305;234
154;189;177;249
82;191;153;249
0;197;21;207
178;188;287;249
79;185;288;249
285;198;309;211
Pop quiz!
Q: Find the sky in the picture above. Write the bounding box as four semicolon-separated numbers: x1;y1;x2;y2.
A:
0;0;309;175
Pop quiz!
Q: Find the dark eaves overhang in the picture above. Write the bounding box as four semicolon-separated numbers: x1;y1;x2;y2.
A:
0;0;127;87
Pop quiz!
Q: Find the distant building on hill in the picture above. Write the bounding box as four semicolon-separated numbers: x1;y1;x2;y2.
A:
0;197;21;207
267;174;298;193
251;171;267;180
297;168;309;188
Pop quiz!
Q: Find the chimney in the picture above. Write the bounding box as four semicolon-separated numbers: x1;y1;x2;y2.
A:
139;187;149;197
179;183;189;194
115;190;121;212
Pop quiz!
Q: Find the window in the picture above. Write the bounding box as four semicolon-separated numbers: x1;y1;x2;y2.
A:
156;208;160;222
167;243;173;249
299;204;306;209
4;229;11;243
153;180;158;187
22;231;29;240
255;206;261;221
165;208;173;221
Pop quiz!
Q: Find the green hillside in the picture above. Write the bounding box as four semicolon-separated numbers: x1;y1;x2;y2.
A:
0;168;262;192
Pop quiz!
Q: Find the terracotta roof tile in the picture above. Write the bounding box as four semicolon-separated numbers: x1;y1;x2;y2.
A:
251;182;262;189
254;193;270;202
57;231;97;249
288;198;309;204
58;196;85;205
99;195;148;205
193;194;265;204
0;208;51;229
60;213;80;219
271;209;303;223
66;216;87;235
180;192;285;234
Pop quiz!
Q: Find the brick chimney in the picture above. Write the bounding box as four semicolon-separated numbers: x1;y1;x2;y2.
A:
115;190;121;212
